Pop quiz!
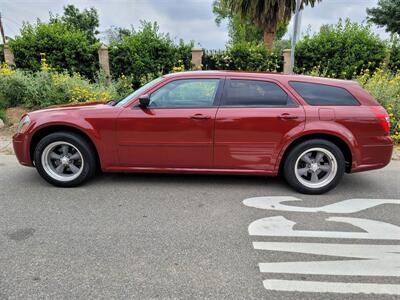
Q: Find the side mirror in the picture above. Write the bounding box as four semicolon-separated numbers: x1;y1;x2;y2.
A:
138;94;150;108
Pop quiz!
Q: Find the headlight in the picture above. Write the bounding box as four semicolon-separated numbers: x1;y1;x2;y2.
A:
17;115;30;133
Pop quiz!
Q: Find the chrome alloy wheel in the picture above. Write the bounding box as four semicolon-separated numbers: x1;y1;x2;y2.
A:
294;147;338;189
41;141;84;182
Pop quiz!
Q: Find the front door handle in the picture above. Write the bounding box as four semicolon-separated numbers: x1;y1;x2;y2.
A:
190;114;211;120
279;113;298;120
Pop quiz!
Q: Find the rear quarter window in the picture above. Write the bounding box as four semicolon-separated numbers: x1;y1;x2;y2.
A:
289;81;360;106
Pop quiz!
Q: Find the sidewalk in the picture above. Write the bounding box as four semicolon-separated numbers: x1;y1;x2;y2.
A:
0;129;14;155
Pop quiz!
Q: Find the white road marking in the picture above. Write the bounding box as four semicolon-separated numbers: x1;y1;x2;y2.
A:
254;242;400;277
243;196;400;213
263;280;400;295
243;196;400;294
248;216;400;240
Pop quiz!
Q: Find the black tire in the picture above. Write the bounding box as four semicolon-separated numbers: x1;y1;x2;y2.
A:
283;139;345;194
34;131;97;187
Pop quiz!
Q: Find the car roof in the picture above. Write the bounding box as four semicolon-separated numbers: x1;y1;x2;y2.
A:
164;71;358;86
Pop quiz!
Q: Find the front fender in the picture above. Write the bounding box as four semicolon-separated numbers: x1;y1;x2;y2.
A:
26;113;106;166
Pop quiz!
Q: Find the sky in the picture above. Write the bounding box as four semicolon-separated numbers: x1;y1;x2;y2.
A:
0;0;391;49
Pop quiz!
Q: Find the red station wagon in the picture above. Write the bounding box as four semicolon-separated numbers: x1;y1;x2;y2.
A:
13;71;393;194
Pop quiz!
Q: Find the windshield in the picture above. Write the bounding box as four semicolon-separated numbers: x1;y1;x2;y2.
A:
115;76;164;107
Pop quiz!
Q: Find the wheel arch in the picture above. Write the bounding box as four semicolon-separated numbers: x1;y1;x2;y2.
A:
277;133;353;174
29;125;101;169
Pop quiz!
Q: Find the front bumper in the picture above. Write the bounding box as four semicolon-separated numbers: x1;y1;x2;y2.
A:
12;133;33;167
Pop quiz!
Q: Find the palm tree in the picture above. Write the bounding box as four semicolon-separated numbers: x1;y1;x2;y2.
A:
214;0;321;49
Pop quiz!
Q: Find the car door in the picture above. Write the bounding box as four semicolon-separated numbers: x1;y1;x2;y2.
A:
214;78;305;171
116;77;223;168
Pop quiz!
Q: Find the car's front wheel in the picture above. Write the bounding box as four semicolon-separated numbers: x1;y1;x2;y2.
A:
283;139;345;194
34;132;96;187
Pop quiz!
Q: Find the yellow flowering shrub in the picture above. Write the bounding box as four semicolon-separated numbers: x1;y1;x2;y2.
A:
0;62;134;108
70;85;113;103
0;63;15;76
172;60;185;73
118;74;133;91
40;53;50;72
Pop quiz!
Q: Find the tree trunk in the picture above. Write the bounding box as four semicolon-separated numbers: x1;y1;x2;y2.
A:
263;30;275;49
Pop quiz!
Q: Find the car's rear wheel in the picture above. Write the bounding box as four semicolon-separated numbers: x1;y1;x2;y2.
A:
283;139;345;194
34;132;96;187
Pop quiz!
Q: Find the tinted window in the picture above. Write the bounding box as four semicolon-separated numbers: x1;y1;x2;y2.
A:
222;79;293;106
289;81;359;106
149;79;220;108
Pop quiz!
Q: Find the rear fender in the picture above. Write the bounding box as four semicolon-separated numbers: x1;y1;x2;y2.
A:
274;121;360;173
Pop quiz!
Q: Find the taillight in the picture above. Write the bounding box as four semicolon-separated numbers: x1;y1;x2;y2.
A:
371;106;390;135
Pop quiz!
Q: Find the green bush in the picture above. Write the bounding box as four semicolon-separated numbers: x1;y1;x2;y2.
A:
109;21;193;88
295;19;387;79
203;42;282;72
388;36;400;72
0;109;5;122
0;68;29;107
9;21;99;80
0;63;133;109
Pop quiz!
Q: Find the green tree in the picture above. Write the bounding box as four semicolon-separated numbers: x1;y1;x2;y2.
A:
388;34;400;72
213;2;287;46
213;0;321;49
367;0;400;35
50;5;100;43
109;21;193;88
104;26;132;44
9;21;99;79
295;19;387;79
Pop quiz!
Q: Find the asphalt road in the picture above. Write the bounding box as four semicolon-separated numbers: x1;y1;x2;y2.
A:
0;154;399;299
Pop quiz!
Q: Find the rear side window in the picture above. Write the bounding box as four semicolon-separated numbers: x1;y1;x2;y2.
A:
289;81;359;106
222;79;295;107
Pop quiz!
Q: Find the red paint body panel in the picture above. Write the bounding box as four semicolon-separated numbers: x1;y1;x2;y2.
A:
13;71;393;177
214;106;305;171
117;107;217;168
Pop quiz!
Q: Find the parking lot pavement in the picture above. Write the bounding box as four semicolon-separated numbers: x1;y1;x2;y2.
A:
0;154;399;299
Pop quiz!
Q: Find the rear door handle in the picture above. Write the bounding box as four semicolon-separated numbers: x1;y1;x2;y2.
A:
190;114;211;120
279;113;298;120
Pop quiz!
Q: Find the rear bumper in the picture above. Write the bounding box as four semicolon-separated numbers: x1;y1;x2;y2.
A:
351;138;393;173
12;133;33;167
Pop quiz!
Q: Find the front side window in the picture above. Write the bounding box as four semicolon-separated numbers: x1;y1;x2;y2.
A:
149;79;220;108
221;79;294;107
289;81;359;106
115;76;164;107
